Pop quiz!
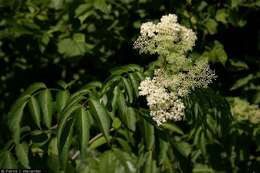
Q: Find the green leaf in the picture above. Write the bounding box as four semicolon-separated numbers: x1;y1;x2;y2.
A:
126;107;137;131
216;9;228;24
82;81;102;91
204;41;228;65
97;150;127;173
111;86;120;114
49;0;64;10
229;59;248;70
110;64;143;76
199;132;207;155
89;136;111;149
94;0;109;13
115;137;131;152
134;71;145;81
47;155;60;173
231;74;254;90
205;19;218;35
58;38;81;57
122;78;134;103
193;164;214;173
143;119;154;150
173;141;192;158
206;115;217;135
253;91;260;104
48;137;58;156
56;90;70;119
113;148;137;173
15;143;30;168
75;4;91;17
117;89;128;118
8;95;30;144
58;33;93;57
58;105;81;150
102;76;121;95
212;41;228;65
77;108;91;151
58;119;75;169
112;118;121;129
161;123;184;135
89;97;111;142
57;80;67;89
39;89;53;128
0;151;17;169
75;4;93;23
63;96;85;116
158;139;169;165
143;151;157;173
28;96;41;128
129;73;139;97
193;127;202;146
117;91;136;131
21;82;46;97
69;89;91;101
231;0;241;8
73;33;86;43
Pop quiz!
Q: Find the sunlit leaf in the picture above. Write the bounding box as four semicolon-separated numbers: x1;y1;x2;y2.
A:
216;9;228;24
48;137;58;156
205;19;218;35
89;136;111;149
16;143;30;168
0;150;17;169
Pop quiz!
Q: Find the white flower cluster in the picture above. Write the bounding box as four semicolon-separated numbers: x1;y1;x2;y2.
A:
135;14;216;125
139;74;185;125
134;14;197;55
188;64;217;89
139;63;216;126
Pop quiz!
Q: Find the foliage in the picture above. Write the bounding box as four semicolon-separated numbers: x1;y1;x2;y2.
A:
0;0;260;172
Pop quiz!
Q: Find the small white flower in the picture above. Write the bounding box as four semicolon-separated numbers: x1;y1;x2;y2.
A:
140;22;156;37
160;14;178;24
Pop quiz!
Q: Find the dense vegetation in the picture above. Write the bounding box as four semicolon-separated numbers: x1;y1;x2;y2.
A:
0;0;260;172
